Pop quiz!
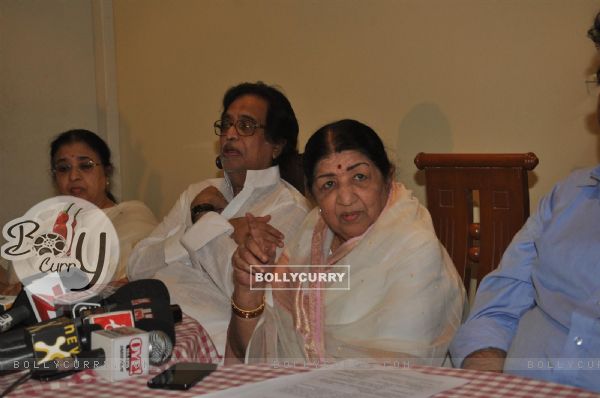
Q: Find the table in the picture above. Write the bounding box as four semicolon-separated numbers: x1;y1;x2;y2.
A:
4;360;599;397
2;321;599;397
185;363;600;397
0;314;221;397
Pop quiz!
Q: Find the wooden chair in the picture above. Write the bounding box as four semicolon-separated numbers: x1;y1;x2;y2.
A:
414;152;539;301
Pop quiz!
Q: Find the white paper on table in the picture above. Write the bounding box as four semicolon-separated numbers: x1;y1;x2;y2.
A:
196;362;469;398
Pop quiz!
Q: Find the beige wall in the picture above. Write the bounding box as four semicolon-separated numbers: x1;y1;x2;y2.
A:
113;0;600;219
0;0;100;236
3;1;599;226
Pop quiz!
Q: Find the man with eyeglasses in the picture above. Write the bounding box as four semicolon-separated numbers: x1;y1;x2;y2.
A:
449;13;600;393
128;82;309;353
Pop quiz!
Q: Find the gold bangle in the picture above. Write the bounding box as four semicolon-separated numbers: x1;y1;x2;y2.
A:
231;296;265;319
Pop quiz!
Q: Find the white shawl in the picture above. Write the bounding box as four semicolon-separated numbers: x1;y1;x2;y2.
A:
103;200;157;280
247;182;465;365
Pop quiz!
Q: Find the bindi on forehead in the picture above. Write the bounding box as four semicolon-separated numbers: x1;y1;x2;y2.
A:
337;164;342;169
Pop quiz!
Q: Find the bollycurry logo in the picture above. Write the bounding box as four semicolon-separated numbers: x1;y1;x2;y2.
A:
1;196;119;320
250;265;351;290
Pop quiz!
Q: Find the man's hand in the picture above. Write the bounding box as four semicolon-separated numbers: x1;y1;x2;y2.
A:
229;214;284;249
462;348;507;372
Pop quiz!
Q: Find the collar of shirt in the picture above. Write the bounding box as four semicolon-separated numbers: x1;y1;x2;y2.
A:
576;164;600;187
222;165;281;219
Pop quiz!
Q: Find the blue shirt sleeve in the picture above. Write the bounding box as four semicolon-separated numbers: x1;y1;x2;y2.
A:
449;187;554;365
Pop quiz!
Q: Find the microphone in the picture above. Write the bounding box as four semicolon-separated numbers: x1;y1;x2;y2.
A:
148;330;173;366
0;316;97;374
0;345;31;374
91;326;150;381
0;305;29;333
29;348;106;381
84;310;135;330
25;316;83;366
82;309;174;365
83;311;173;365
0;346;106;379
20;267;116;325
10;278;179;340
0;326;28;352
104;279;176;344
79;304;182;324
4;271;105;329
0;325;173;373
0;326;29;373
0;282;179;375
171;304;182;323
0;289;38;333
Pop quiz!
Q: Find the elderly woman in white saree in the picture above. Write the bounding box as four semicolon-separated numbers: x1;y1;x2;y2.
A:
226;119;465;365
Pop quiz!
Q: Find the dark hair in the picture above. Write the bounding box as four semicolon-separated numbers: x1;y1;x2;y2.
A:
222;82;300;187
303;119;393;195
50;129;117;203
589;12;600;84
588;11;600;48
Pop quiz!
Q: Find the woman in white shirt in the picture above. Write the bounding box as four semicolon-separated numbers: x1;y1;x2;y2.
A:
50;129;157;280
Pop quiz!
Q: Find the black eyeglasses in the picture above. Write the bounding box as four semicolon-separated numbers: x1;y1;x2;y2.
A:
213;119;266;136
53;159;102;175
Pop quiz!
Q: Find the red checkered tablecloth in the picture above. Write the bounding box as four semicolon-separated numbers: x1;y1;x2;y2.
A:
2;322;599;398
0;314;221;397
190;363;600;397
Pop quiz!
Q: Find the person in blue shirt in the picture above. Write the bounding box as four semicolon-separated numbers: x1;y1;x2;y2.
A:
450;12;600;393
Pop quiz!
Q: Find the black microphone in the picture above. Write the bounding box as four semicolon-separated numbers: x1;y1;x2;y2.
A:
0;326;29;373
171;304;182;324
0;326;27;351
104;279;176;344
0;290;180;347
0;326;172;373
29;348;106;381
0;289;37;334
0;280;178;373
0;345;33;374
0;346;106;379
0;316;88;373
0;306;29;333
25;316;83;365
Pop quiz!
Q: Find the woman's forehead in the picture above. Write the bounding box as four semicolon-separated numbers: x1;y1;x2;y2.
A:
54;141;97;159
316;150;372;171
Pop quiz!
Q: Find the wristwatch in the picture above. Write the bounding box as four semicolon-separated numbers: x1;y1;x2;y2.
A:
190;203;216;223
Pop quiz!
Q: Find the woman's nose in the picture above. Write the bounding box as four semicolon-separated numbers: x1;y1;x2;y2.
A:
68;166;82;180
337;184;355;205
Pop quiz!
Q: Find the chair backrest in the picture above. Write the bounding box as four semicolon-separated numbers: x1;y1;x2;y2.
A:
414;152;539;299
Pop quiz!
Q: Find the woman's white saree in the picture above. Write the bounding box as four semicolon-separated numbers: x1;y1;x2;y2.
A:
246;182;465;365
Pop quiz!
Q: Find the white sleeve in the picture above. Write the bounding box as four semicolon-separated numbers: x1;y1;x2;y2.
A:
181;200;309;298
127;185;202;280
180;211;235;296
109;202;158;280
